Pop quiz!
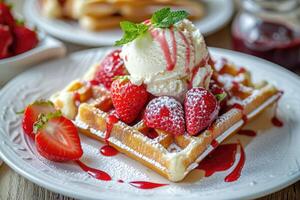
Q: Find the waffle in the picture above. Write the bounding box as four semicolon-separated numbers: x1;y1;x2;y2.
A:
50;55;280;182
40;0;205;30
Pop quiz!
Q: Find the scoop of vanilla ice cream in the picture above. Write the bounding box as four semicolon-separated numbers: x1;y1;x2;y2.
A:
121;19;212;100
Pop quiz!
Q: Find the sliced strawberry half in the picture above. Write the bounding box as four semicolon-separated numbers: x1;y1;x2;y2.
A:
22;100;56;139
93;49;127;89
143;96;185;135
34;113;83;162
184;87;220;135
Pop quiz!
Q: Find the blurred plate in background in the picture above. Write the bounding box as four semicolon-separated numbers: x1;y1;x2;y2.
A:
24;0;234;46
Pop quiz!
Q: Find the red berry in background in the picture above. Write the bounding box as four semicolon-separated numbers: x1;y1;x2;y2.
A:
35;116;83;162
111;76;149;124
144;96;185;135
13;25;38;55
184;88;220;136
94;50;127;89
0;2;15;28
0;24;13;59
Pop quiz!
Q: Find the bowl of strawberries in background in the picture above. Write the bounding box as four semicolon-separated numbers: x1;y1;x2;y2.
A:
0;1;66;86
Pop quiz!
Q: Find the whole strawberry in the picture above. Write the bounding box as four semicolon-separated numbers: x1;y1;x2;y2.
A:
143;96;185;135
0;24;13;59
13;25;38;55
184;88;220;135
111;76;149;124
0;2;15;28
94;50;127;89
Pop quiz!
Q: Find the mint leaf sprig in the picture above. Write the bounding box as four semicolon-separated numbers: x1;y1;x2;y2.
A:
151;8;189;28
115;21;149;46
115;7;189;46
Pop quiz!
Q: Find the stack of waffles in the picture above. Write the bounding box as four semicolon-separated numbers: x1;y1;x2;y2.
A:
40;0;205;30
50;54;280;182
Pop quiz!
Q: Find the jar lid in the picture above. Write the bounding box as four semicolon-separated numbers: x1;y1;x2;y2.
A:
243;0;300;12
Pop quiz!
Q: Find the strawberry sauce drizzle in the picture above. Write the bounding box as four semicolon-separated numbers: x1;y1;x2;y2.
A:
232;103;248;124
104;113;119;144
90;79;100;86
188;56;209;88
74;92;81;102
238;129;257;137
76;161;167;189
151;28;177;71
237;67;246;74
75;160;112;181
271;116;284;127
271;92;284;127
225;142;246;182
197;142;246;182
100;145;119;157
151;30;176;71
100;113;120;156
211;139;219;148
178;31;191;71
197;143;238;177
129;181;168;189
170;27;177;70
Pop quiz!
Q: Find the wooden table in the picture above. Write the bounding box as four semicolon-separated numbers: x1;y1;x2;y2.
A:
1;22;300;200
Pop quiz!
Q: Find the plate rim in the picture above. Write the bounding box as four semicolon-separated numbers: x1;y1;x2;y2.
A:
0;47;300;200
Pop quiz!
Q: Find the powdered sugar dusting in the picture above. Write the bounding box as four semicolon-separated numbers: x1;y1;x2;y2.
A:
144;96;185;135
75;119;168;173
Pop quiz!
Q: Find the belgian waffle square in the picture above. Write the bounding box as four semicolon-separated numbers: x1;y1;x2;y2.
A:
51;58;281;182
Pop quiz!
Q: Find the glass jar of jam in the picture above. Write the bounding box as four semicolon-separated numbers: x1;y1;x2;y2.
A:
232;0;300;70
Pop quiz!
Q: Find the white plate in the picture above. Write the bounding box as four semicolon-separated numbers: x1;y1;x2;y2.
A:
0;48;300;200
24;0;234;46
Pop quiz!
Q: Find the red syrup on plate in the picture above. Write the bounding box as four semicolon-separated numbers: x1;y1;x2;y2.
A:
197;144;238;177
197;143;246;182
224;142;246;182
271;92;284;127
238;129;257;137
271;116;283;127
76;161;168;189
100;145;119;157
129;181;168;189
75;160;112;181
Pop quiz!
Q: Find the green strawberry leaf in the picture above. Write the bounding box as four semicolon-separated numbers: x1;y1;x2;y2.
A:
215;92;227;102
33;111;62;133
